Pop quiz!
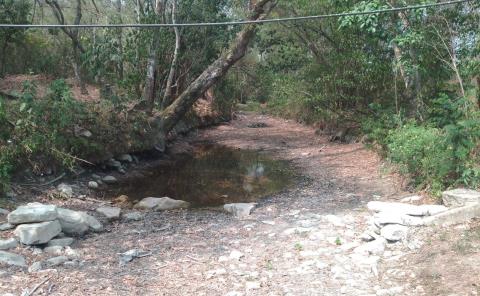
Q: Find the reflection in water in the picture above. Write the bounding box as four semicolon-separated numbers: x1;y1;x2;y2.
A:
109;144;294;207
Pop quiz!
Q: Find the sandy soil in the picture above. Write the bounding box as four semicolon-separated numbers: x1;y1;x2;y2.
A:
0;112;478;296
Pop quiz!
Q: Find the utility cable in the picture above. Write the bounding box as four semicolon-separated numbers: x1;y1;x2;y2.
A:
0;0;473;29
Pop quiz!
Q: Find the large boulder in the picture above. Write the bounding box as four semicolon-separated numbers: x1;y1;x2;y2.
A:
0;251;26;267
14;220;62;245
7;203;57;225
224;203;257;219
423;203;480;226
367;201;447;216
134;197;190;211
57;208;103;235
442;189;480;208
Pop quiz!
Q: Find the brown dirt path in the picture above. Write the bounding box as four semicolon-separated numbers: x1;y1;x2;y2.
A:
3;112;473;296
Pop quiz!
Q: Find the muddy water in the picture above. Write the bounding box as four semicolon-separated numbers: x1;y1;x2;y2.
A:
111;144;295;207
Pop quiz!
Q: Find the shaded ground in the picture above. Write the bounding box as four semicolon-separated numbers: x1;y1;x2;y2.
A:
1;112;478;295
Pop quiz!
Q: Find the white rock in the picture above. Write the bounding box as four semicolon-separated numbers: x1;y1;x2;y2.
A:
134;197;190;211
96;206;121;220
57;208;103;235
367;201;447;216
373;212;424;227
44;245;64;255
223;203;256;218
123;212;144;221
88;181;99;189
442;188;480;208
64;246;80;258
102;175;118;184
14;220;62;245
380;225;409;242
245;281;261;290
354;237;387;256
229;250;244;261
47;237;74;247
57;183;74;198
0;251;26;267
7;203;57;224
44;256;69;267
376;286;404;296
0;238;18;250
28;261;43;273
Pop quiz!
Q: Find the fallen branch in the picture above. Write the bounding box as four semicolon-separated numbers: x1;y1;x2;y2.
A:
21;276;52;296
51;148;95;166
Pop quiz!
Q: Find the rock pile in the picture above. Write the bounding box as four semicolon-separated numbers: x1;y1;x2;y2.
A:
0;202;103;270
359;189;480;251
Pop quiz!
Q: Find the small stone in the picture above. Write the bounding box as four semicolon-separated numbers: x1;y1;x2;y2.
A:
0;238;18;250
107;159;122;169
7;203;57;225
64;260;79;267
57;183;74;198
88;181;99;189
118;154;133;163
64;246;80;258
0;250;26;267
380;225;409;242
44;246;64;255
223;203;256;218
44;256;69;267
354;237;387;255
123;212;144;221
91;174;102;181
229;250;244;261
0;223;14;231
28;261;43;273
96;206;121;220
14;220;62;245
376;286;404;296
442;188;480;208
245;281;261;290
102;175;118;184
0;208;9;216
134;197;190;211
47;237;74;247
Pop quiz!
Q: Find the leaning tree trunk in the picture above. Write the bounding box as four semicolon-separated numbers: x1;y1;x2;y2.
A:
154;0;276;139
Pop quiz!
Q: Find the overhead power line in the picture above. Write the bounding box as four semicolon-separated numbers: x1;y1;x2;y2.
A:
0;0;473;29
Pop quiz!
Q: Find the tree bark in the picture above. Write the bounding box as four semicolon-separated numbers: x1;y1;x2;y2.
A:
115;0;124;80
161;0;181;109
143;0;165;114
45;0;88;94
155;0;276;135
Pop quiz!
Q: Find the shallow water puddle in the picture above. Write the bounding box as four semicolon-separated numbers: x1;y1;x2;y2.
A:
110;144;295;207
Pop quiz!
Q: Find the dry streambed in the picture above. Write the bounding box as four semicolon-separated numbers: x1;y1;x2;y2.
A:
0;113;479;295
